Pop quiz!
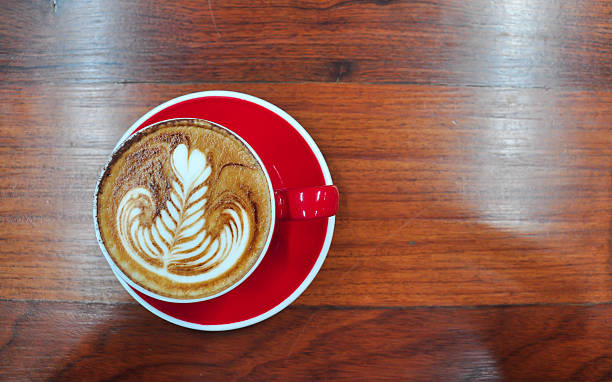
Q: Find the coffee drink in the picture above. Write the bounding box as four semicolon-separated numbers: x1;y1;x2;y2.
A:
95;119;273;300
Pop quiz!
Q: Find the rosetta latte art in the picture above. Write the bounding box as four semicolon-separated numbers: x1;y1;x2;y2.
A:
116;143;250;283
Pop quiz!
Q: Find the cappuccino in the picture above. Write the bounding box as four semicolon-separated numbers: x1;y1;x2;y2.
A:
96;119;272;300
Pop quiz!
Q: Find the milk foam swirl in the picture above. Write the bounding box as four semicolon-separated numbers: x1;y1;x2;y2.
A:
116;143;250;283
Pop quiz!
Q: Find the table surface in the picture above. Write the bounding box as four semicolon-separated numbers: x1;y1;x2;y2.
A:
1;1;611;380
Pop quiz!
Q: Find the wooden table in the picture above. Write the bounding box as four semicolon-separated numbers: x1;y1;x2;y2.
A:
1;1;611;380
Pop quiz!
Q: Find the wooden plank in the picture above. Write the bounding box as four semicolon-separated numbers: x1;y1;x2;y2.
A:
1;0;611;88
0;83;610;306
0;300;610;381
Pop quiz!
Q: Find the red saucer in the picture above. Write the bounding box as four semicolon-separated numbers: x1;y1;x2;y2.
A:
110;91;335;330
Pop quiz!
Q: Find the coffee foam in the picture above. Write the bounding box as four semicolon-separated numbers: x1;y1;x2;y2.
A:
96;119;272;299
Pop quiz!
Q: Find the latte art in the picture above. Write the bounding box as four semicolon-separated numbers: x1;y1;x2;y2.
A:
116;144;250;282
95;119;273;300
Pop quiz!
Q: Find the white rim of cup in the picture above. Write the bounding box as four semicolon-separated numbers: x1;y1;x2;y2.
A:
93;118;276;303
95;91;335;330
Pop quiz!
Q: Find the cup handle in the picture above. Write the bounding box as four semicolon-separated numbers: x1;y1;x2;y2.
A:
274;185;339;220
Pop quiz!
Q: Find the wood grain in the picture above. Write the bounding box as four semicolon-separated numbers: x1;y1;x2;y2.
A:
1;0;611;88
1;0;612;379
0;83;610;306
1;300;610;381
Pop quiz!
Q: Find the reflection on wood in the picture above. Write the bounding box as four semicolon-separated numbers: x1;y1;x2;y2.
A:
1;301;610;381
1;1;612;87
